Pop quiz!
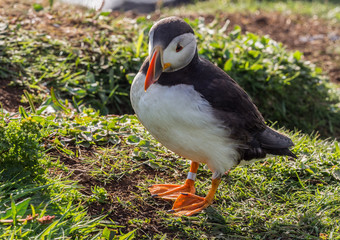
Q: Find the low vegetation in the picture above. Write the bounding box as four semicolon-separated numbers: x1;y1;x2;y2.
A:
0;101;339;239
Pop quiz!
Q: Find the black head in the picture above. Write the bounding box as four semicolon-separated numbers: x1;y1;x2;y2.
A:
149;17;195;51
144;17;197;90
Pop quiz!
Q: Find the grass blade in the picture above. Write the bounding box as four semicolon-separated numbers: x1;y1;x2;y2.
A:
50;87;69;113
135;30;144;58
24;90;36;114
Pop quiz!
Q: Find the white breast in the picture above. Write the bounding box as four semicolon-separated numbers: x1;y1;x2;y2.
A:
130;72;240;176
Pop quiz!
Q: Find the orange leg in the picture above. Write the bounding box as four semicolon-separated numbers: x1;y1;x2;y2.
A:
148;162;199;200
170;177;221;216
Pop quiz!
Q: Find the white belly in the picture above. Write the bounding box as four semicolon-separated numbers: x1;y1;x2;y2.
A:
130;72;240;175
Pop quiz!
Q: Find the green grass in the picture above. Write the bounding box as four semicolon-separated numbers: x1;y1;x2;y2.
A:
0;175;107;239
0;19;142;114
0;102;150;238
0;103;339;239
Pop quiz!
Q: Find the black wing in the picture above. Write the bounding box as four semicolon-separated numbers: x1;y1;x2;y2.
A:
193;57;266;141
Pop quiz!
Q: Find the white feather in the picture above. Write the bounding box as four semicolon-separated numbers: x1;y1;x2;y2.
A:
130;72;240;176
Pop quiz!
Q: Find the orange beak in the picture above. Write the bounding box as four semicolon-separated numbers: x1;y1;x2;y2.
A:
145;46;163;91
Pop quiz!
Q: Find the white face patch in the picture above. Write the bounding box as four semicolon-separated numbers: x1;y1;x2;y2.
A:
162;33;197;72
148;32;197;72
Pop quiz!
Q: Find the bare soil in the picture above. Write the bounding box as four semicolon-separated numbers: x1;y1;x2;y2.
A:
0;80;26;112
47;145;179;235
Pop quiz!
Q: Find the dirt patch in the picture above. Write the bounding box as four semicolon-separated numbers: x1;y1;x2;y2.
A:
48;145;181;236
0;80;25;112
86;167;173;236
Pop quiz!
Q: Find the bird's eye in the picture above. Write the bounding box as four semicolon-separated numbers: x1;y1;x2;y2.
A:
176;44;183;52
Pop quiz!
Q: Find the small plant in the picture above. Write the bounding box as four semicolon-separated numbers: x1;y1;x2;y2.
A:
0;117;44;179
88;186;108;203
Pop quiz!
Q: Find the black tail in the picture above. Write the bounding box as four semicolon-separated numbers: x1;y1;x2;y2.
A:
259;127;297;158
241;127;297;161
241;146;297;161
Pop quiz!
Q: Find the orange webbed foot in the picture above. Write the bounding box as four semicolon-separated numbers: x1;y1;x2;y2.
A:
171;193;211;216
169;177;222;216
148;179;195;200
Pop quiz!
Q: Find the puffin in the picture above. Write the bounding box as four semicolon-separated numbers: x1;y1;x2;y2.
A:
130;17;296;216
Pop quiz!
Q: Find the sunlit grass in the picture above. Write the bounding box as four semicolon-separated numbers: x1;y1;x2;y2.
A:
0;103;339;238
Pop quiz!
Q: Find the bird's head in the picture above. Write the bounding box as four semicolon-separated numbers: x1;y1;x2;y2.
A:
144;17;197;91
